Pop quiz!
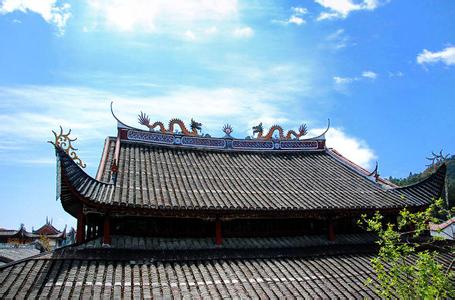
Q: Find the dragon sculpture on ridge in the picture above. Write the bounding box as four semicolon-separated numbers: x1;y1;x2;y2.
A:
138;112;202;136
252;122;308;140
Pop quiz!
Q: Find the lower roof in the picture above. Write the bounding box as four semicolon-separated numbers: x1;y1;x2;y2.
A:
1;238;452;299
0;252;379;299
0;248;40;264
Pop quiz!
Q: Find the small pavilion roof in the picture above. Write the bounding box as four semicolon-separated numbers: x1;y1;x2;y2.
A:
33;221;64;237
0;224;65;239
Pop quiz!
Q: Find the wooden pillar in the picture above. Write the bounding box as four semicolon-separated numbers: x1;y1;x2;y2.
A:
103;215;111;245
328;218;336;241
215;219;222;246
76;209;86;243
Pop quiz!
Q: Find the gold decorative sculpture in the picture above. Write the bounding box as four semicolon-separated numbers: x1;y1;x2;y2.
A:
252;123;308;140
51;126;86;168
138;112;202;136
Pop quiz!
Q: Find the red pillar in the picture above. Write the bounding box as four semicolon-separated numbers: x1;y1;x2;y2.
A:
76;210;86;243
328;218;336;241
103;215;111;245
215;219;222;246
87;224;92;239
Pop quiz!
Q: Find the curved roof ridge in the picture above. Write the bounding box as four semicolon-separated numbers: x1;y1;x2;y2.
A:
33;223;61;235
54;145;115;214
326;148;397;189
328;148;447;199
55;145;114;186
394;163;446;191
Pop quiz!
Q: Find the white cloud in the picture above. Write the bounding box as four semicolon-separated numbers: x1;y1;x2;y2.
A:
327;28;344;39
292;7;308;15
87;0;238;33
15;158;55;165
204;26;218;35
181;27;219;41
417;46;455;66
333;76;357;84
326;128;377;169
310;127;376;169
0;61;317;165
287;15;305;25
275;6;307;26
333;70;378;93
0;82;299;150
325;29;353;50
0;82;374;169
388;71;404;77
184;29;196;40
334;70;377;87
180;26;220;41
362;70;377;79
0;0;71;34
315;0;384;21
333;76;359;93
233;26;254;38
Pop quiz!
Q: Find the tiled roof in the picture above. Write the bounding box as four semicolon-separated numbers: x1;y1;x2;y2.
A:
0;248;40;264
33;223;62;236
0;227;64;239
0;230;18;237
81;233;376;251
56;138;446;216
1;244;452;299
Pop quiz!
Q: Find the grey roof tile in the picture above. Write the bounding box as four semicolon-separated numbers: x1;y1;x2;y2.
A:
55;139;446;214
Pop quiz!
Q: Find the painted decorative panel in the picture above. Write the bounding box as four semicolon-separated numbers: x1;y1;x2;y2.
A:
127;130;175;144
280;140;319;150
232;140;275;150
182;136;226;148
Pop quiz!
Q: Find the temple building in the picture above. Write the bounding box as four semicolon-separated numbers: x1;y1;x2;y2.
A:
0;105;449;298
0;220;66;248
0;220;68;267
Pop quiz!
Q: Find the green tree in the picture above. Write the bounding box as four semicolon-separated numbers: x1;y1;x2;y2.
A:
39;234;51;252
358;198;454;299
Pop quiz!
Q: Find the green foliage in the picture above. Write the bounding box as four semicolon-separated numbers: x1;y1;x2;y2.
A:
39;234;51;252
389;171;426;186
358;198;454;299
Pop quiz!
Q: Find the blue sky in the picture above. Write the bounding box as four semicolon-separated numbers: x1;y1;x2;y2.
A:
0;0;454;231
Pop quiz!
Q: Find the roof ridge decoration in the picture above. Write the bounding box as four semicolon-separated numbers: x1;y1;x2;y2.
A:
426;150;450;170
138;112;203;136
367;161;380;181
251;123;308;140
111;102;329;152
50;126;86;168
222;124;233;138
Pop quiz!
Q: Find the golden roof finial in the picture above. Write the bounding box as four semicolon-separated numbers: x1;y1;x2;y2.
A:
51;126;86;168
